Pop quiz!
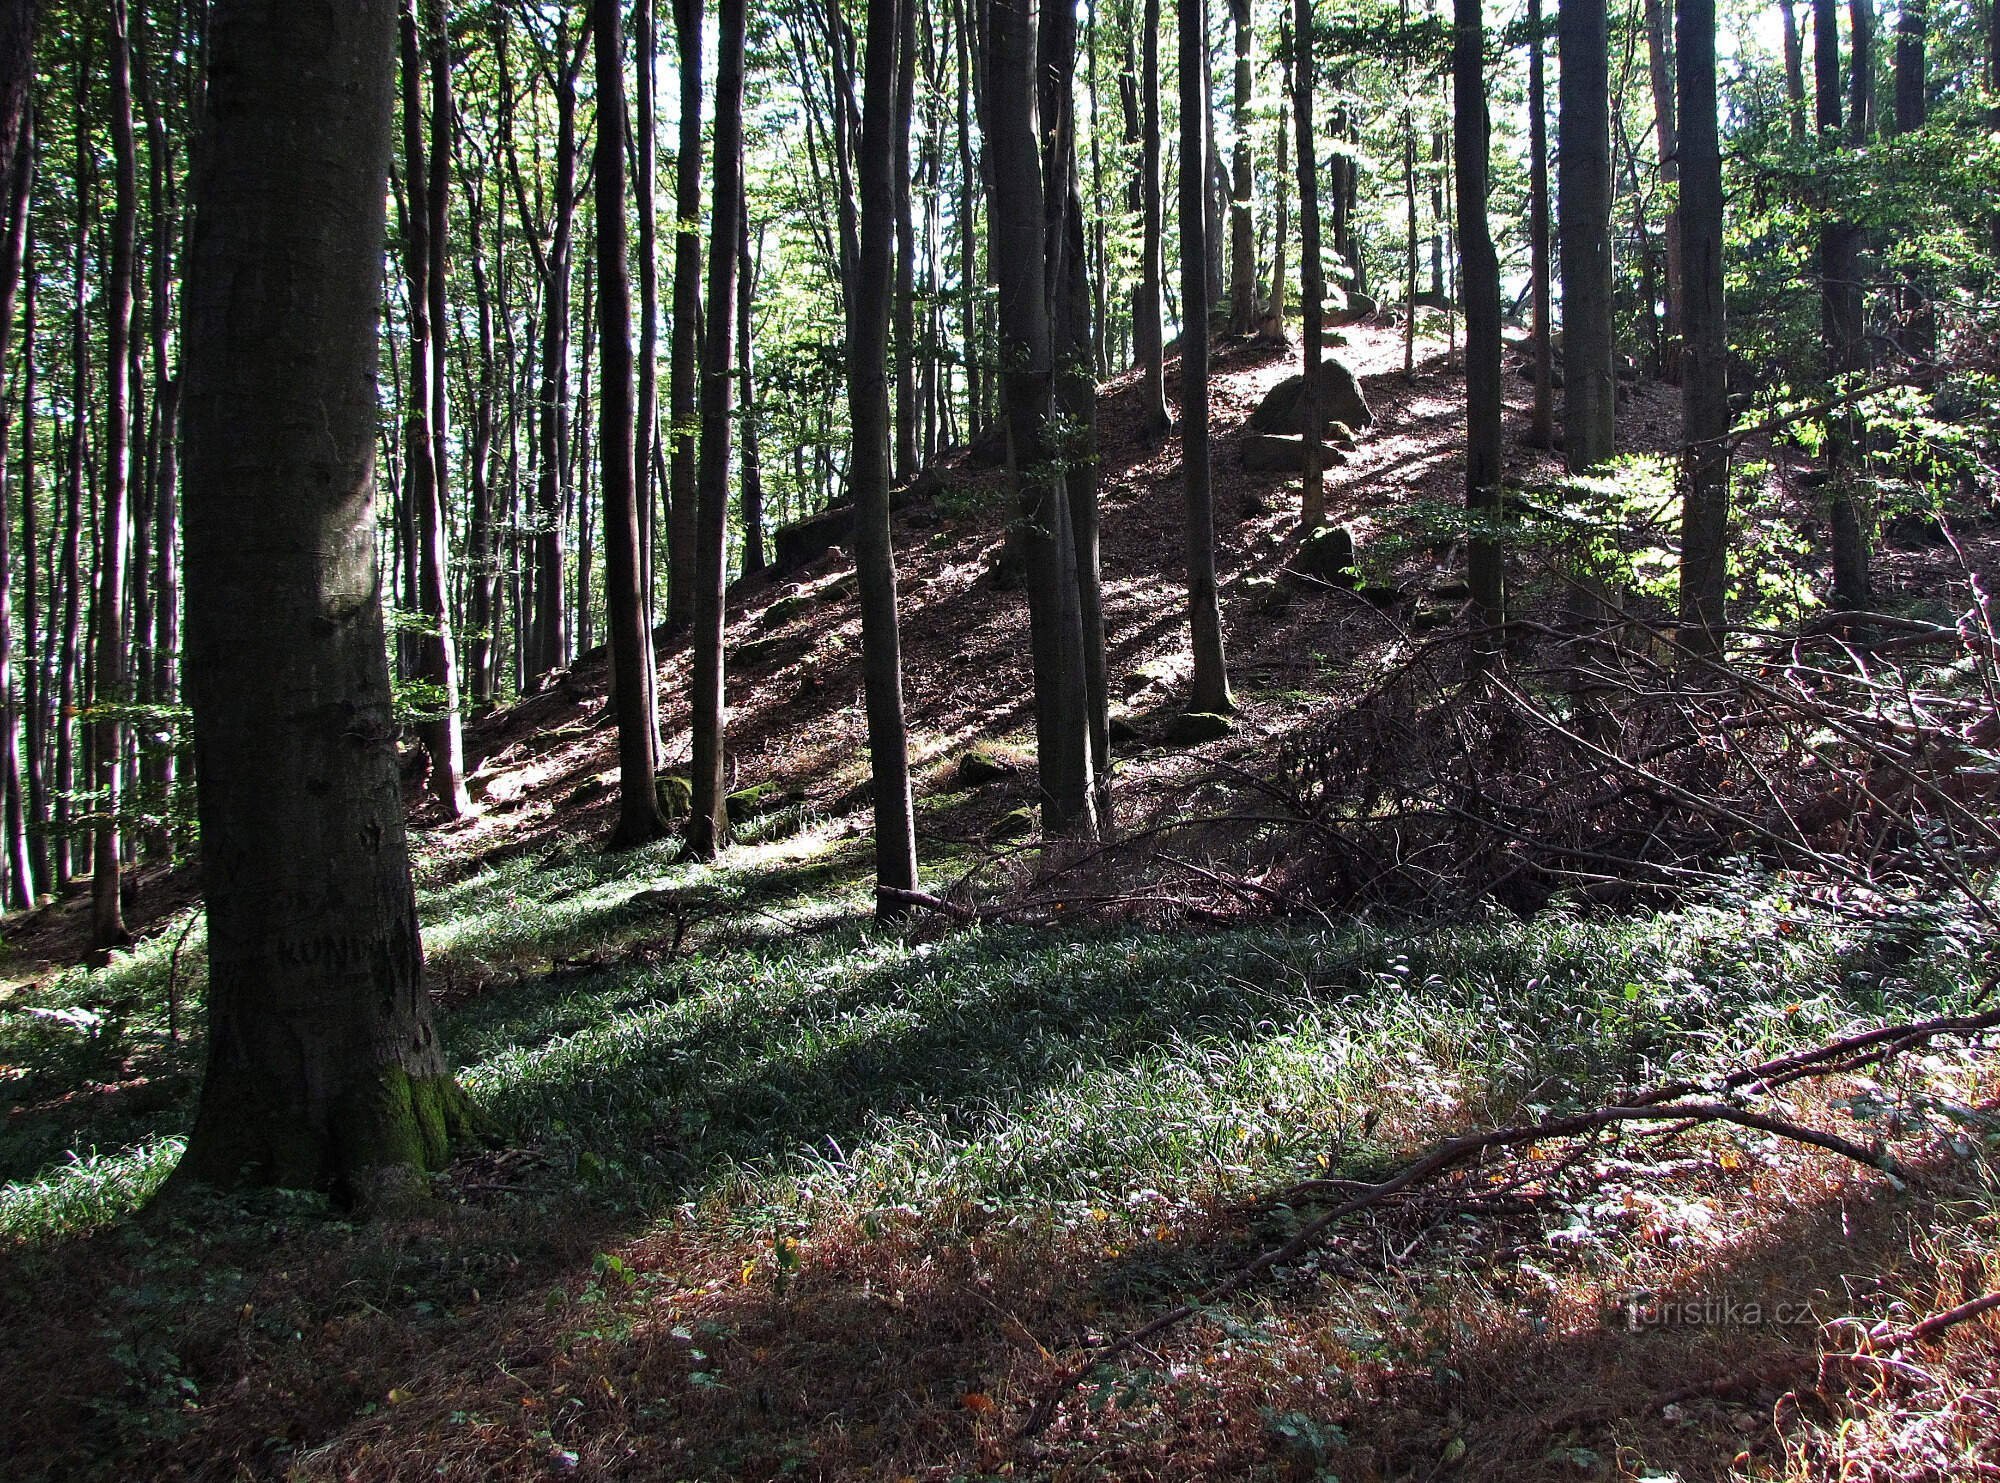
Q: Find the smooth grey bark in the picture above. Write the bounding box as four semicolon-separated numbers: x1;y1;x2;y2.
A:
982;0;1097;837
687;0;746;860
1815;0;1871;608
1676;0;1728;653
738;207;767;578
1456;0;1503;634
596;0;669;850
849;0;919;911
173;0;472;1208
667;0;704;633
1294;0;1327;528
1558;0;1615;470
1135;0;1169;435
1642;0;1681;380
1227;0;1255;334
0;0;34;907
893;0;918;481
1528;0;1555;446
635;0;663;717
1181;0;1232;715
93;0;139;945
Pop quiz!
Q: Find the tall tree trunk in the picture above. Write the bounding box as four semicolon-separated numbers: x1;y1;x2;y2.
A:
893;0;919;481
1135;0;1169;434
18;150;43;897
54;101;84;893
850;0;920;910
636;0;662;676
687;0;746;860
399;0;469;817
93;0;139;945
1266;25;1290;338
667;0;704;633
1181;0;1232;715
467;196;500;704
983;0;1097;837
1455;0;1503;634
173;0;473;1210
1676;0;1727;654
1848;0;1873;145
1528;0;1555;446
596;0;669;850
1043;0;1110;809
1780;0;1807;140
529;26;585;681
0;1;32;907
1558;0;1616;469
1227;0;1255;334
139;19;182;860
1294;0;1327;528
1643;0;1681;381
738;209;767;578
1816;0;1870;607
954;0;981;437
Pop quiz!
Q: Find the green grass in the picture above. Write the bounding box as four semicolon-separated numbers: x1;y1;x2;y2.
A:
2;817;1982;1250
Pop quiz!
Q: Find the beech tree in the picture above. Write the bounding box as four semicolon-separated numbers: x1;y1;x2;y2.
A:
1181;0;1232;716
1558;0;1615;469
1675;0;1727;653
1454;0;1502;632
172;0;473;1206
1294;0;1328;529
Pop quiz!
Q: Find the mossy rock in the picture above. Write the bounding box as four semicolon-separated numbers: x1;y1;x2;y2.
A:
736;633;807;669
655;773;692;819
1168;711;1237;744
1325;421;1359;452
988;806;1037;842
1294;523;1359;587
725;780;790;824
760;593;817;629
951;749;1016;789
1411;603;1458;631
1108;714;1146;749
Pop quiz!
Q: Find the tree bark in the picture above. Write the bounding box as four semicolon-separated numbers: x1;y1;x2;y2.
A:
596;0;669;850
399;0;470;817
687;0;747;860
173;0;473;1210
1455;0;1503;636
1528;0;1555;446
0;0;33;907
1848;0;1873;145
1558;0;1616;469
1182;0;1232;715
667;0;705;633
1676;0;1728;654
893;0;919;481
738;209;767;578
93;0;139;945
1815;0;1870;608
1227;0;1255;334
1642;0;1681;381
982;0;1098;836
1780;0;1807;140
1135;0;1169;434
636;0;663;672
850;0;920;911
1294;0;1327;528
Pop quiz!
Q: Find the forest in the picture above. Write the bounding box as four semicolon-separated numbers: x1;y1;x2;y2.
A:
1;0;1999;1476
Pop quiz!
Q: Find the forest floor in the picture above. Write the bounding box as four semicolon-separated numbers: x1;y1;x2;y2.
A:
2;325;1997;1481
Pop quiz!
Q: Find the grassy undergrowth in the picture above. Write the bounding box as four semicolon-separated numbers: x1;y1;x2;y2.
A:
0;829;1992;1478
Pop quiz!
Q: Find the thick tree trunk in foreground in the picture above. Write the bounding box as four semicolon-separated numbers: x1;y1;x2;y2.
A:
850;0;920;912
1181;0;1232;715
596;0;669;850
1455;0;1503;634
687;0;746;860
173;0;472;1210
1676;0;1728;654
1558;0;1615;470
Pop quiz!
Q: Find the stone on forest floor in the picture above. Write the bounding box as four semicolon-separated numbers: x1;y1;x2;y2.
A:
655;773;693;819
1108;714;1146;748
1290;524;1359;587
1168;711;1237;744
1247;361;1374;437
988;806;1036;842
1241;433;1352;474
950;749;1016;789
760;592;817;629
725;781;790;823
